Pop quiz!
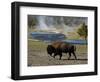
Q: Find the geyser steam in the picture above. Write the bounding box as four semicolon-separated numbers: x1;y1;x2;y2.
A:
37;16;48;30
36;16;68;33
30;15;87;34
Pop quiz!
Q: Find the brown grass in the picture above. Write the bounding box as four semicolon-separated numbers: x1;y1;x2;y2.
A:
28;40;88;66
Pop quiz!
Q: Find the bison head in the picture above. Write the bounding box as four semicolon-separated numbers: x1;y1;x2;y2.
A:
47;45;55;57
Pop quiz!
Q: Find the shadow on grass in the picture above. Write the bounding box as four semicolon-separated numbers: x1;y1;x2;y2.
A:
62;59;88;61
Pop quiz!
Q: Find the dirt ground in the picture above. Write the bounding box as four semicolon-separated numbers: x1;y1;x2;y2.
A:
28;40;88;66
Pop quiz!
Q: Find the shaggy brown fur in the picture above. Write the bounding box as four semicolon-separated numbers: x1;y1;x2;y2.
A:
47;41;77;60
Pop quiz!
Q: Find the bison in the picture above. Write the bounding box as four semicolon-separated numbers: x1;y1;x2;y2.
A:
47;41;77;60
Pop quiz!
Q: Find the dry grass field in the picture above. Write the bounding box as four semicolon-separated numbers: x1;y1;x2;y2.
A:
28;40;88;66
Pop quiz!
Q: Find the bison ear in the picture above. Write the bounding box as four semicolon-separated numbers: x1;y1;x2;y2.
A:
47;45;51;48
48;45;52;47
47;45;54;49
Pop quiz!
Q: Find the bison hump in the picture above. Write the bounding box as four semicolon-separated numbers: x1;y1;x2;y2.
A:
51;41;63;48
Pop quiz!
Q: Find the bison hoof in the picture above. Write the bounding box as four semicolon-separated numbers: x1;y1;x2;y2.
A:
53;56;55;58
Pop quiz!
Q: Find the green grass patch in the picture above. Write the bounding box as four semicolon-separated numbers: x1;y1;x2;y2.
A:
28;39;87;54
75;44;87;54
28;39;48;51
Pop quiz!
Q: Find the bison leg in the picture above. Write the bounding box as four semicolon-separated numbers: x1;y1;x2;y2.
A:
68;52;71;60
59;53;62;60
53;53;57;58
49;54;52;57
72;52;77;60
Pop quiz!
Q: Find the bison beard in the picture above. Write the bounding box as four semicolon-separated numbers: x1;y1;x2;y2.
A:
47;41;77;60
